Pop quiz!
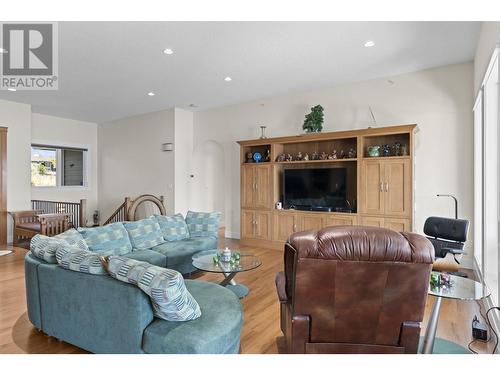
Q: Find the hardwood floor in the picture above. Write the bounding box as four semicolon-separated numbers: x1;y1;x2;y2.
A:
0;239;495;354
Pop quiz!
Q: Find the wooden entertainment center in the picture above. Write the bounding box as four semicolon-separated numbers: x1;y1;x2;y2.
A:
237;124;416;250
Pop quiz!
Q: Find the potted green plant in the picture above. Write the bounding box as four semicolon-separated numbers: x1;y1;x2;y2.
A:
303;105;324;133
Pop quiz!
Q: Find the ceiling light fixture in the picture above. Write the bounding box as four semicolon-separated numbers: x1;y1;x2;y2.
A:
147;92;155;96
364;40;375;47
224;76;232;82
7;88;16;92
163;48;174;55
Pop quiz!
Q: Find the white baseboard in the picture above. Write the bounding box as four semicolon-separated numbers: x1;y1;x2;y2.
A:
224;231;240;239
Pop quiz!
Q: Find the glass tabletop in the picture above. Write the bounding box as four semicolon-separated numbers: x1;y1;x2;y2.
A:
192;250;262;274
428;272;490;301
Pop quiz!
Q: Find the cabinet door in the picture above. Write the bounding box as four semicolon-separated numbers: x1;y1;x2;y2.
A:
384;159;411;217
254;165;272;209
241;210;255;238
384;218;411;232
361;161;385;215
241;167;254;208
359;215;385;228
254;211;271;240
301;214;325;232
325;215;358;226
274;212;298;241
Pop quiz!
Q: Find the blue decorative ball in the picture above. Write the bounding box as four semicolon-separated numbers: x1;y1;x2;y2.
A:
253;152;262;162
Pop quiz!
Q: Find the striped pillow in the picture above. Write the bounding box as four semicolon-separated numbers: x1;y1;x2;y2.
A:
56;246;107;275
185;211;221;238
106;256;201;322
55;228;89;251
123;218;165;250
152;214;189;241
78;222;132;256
30;235;63;264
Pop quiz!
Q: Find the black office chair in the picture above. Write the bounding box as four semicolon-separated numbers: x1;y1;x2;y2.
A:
423;216;470;274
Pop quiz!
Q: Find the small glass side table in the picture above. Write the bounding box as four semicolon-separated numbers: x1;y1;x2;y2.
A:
422;272;490;354
192;250;262;298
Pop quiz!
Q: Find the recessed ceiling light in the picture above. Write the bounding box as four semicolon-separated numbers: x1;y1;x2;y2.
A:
0;48;7;53
364;40;375;47
163;48;174;55
224;76;232;82
147;92;155;96
7;88;16;92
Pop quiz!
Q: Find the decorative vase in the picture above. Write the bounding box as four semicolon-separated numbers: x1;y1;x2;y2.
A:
367;146;380;157
260;126;267;139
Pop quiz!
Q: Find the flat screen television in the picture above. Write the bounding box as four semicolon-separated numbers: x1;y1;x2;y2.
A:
283;167;347;211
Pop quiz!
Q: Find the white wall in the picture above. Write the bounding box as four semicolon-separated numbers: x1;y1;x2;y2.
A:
173;108;194;216
0;99;32;243
98;109;175;221
31;113;99;225
474;22;500;96
193;62;475;264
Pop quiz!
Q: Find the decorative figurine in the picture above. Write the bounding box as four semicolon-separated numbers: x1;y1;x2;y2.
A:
265;149;271;162
221;248;232;263
381;144;391;157
367;145;380;157
392;142;401;156
304;153;310;161
296;151;303;161
320;152;328;160
348;148;357;158
400;144;408;156
253;152;262;163
286;153;293;162
327;153;334;160
339;150;345;159
246;151;254;163
312;151;319;160
276;153;286;162
331;150;338;159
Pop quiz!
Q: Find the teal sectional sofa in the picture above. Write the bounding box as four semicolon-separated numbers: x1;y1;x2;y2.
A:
24;212;244;354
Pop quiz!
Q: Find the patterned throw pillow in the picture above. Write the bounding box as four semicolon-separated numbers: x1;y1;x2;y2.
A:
106;256;201;322
123;218;165;250
55;246;107;275
30;235;63;264
55;228;89;251
152;214;189;241
185;211;221;238
78;222;132;256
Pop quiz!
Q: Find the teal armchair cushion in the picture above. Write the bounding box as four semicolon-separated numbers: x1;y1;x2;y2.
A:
123;218;165;250
142;280;243;354
78;222;132;256
107;257;201;322
185;211;221;238
152;214;189;241
55;246;107;275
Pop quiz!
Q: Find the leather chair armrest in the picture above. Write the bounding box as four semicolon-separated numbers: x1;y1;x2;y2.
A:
275;271;288;303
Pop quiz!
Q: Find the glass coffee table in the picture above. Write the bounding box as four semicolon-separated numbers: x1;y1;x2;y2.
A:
421;271;490;354
192;250;262;298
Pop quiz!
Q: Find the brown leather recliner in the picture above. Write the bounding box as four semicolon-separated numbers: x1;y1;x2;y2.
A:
275;226;434;354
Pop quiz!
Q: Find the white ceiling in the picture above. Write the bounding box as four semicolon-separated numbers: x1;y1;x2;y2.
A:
0;21;480;123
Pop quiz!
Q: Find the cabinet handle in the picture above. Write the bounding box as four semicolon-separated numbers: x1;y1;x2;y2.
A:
380;182;383;192
385;182;389;192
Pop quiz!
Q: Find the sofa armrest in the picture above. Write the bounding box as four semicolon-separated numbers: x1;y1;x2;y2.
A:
276;271;288;303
